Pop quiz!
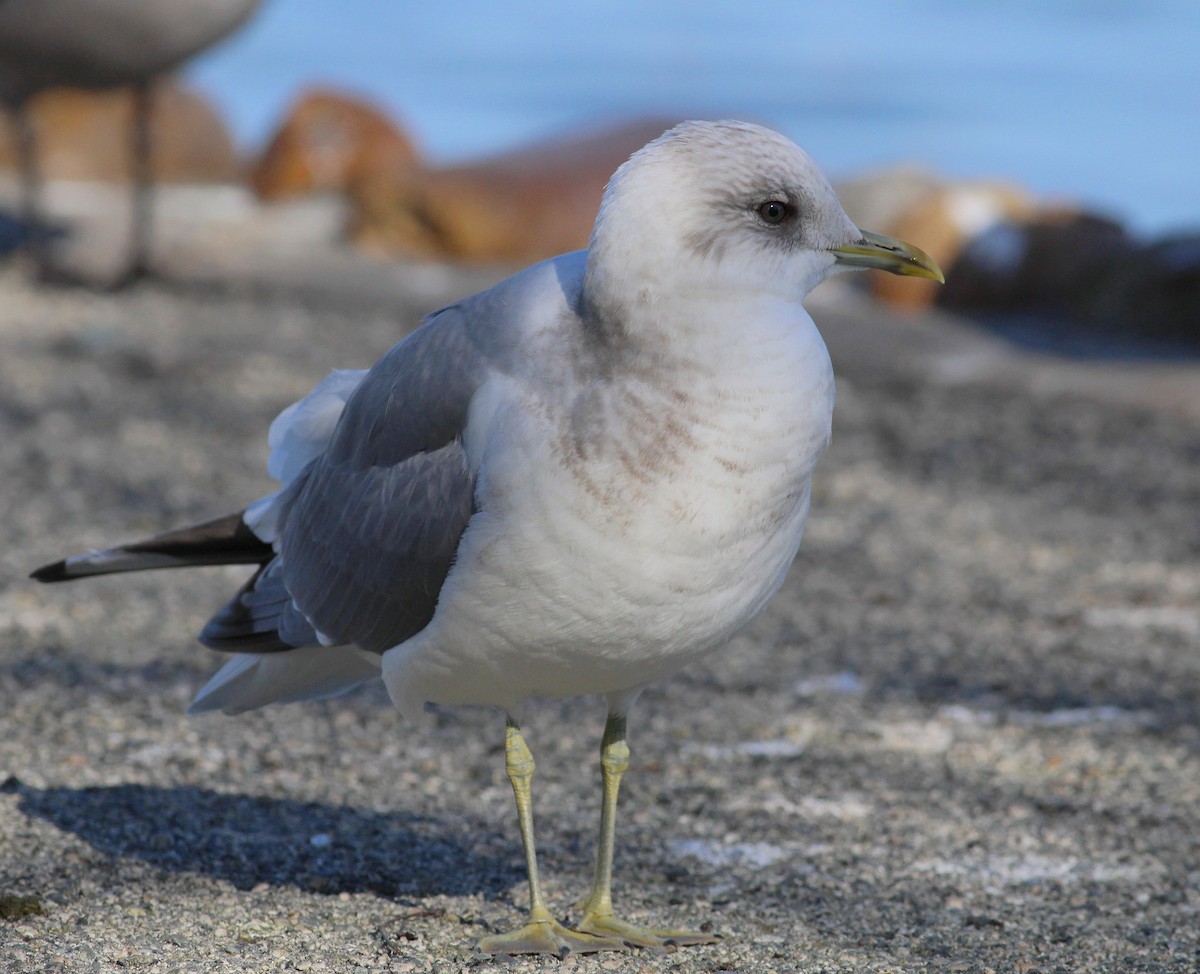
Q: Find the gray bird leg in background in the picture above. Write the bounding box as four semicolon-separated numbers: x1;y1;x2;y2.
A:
13;98;47;273
125;79;154;284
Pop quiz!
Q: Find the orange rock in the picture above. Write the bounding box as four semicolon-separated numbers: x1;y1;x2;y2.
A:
869;181;1036;310
0;79;238;183
347;119;678;265
250;88;419;201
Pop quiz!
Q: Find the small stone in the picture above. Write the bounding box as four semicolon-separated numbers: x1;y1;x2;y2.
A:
0;894;43;920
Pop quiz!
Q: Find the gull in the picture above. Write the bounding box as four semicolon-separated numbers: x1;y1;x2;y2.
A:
0;0;265;284
32;120;942;956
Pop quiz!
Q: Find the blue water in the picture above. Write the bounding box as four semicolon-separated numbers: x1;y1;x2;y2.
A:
187;0;1200;236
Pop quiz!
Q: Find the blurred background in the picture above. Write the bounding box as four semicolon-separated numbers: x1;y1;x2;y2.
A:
1;0;1198;345
189;0;1200;236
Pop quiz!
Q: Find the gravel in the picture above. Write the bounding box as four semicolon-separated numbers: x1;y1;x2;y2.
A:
2;263;1199;973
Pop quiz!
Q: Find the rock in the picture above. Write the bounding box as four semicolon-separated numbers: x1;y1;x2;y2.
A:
250;88;419;201
1082;232;1200;343
852;177;1036;311
940;210;1132;314
346;118;677;265
835;166;945;237
0;79;239;184
913;199;1199;349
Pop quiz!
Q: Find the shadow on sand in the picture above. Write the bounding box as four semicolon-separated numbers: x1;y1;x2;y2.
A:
16;782;514;898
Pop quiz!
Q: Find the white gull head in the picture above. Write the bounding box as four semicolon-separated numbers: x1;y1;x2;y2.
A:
586;120;876;313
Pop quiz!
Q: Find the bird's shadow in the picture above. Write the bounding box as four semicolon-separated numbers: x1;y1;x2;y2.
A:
15;782;516;899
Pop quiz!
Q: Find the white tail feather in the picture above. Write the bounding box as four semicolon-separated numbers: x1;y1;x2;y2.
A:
243;369;368;543
267;369;368;485
188;645;382;715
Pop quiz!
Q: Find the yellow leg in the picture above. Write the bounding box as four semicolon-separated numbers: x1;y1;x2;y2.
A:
476;718;626;957
576;713;719;951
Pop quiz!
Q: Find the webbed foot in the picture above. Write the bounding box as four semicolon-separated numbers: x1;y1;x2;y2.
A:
576;911;719;951
477;915;627;957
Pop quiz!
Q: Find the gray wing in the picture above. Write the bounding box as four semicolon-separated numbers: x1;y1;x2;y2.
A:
201;250;588;656
279;307;494;655
200;307;488;655
276;442;474;653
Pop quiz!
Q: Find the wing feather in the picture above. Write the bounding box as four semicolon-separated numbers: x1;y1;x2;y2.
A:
202;251;586;664
257;307;491;654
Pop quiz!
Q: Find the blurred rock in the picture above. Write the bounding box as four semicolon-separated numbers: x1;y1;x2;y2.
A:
945;211;1200;345
942;210;1131;314
347;118;676;265
943;213;1200;345
835;166;945;238
1082;232;1200;343
869;180;1036;310
847;167;1199;348
0;80;239;184
250;89;420;201
251;109;675;264
837;168;1034;312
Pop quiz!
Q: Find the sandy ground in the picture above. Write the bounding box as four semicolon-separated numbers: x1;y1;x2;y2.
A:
1;231;1200;974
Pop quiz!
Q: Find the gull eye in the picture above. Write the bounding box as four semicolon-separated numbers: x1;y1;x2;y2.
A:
757;200;790;226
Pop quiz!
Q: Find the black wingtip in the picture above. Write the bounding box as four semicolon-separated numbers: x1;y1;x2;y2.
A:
198;627;296;654
28;513;272;587
30;560;71;583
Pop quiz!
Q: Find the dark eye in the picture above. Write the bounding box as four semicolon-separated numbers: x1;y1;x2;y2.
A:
757;200;790;225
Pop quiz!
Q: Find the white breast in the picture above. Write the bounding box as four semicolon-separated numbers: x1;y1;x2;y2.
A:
383;299;835;716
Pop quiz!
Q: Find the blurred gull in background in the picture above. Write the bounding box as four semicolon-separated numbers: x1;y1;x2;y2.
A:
0;0;265;284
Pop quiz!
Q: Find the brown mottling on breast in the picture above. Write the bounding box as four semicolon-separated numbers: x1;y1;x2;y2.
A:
661;411;700;451
555;425;615;502
614;443;656;485
541;319;723;517
667;499;697;524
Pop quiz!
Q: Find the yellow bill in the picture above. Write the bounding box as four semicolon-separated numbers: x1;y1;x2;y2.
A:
831;230;945;283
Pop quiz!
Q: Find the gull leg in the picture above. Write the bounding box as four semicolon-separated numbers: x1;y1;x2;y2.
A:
115;81;154;287
476;717;626;957
14;100;49;275
576;712;719;951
